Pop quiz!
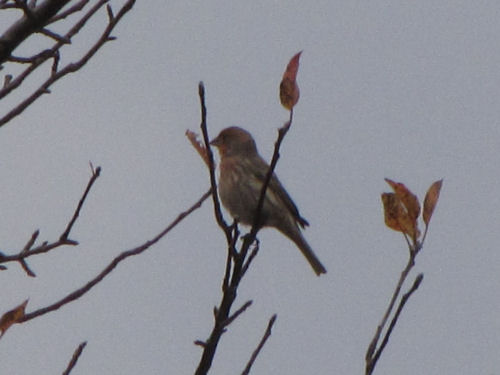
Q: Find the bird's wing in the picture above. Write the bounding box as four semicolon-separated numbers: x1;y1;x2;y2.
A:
250;156;309;228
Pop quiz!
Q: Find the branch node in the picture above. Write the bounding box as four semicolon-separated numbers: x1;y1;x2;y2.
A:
106;4;114;20
19;258;36;277
39;28;71;44
194;340;207;348
223;300;252;327
14;0;35;19
23;229;39;252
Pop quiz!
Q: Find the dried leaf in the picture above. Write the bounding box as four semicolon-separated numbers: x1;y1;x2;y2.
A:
0;299;28;338
381;193;404;232
381;192;420;240
279;51;302;110
384;178;420;221
382;193;420;240
186;129;209;167
423;179;443;225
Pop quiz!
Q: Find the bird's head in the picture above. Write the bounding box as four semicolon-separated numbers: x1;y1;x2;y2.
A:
210;126;258;157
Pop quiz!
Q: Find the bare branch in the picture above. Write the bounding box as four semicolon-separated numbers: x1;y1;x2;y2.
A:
48;0;90;24
368;274;423;372
0;0;136;127
198;82;231;236
0;165;101;272
194;89;295;375
0;1;106;101
365;242;424;374
62;341;87;375
60;165;101;240
241;314;277;375
223;300;252;328
20;189;211;323
241;238;259;278
0;0;73;64
249;110;293;239
38;27;71;43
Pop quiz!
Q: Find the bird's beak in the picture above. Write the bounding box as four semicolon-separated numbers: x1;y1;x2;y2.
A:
209;136;221;147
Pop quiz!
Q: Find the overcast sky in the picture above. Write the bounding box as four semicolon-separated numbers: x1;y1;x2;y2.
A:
1;1;499;374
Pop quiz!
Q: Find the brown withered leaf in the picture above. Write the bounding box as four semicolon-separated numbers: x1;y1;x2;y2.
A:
381;193;404;232
381;192;420;240
186;129;209;168
384;178;420;221
279;51;302;110
423;179;443;225
0;299;28;338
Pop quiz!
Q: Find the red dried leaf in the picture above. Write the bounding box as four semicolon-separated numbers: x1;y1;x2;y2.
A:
423;179;443;225
279;51;302;110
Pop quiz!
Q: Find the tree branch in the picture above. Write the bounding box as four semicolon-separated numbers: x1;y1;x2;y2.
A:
365;241;424;375
368;274;423;371
0;0;73;64
0;0;136;127
194;88;294;375
198;81;231;239
62;341;87;375
241;314;277;375
20;189;211;323
0;164;101;274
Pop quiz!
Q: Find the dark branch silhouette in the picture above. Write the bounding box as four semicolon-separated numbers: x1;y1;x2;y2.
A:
194;83;285;375
20;188;211;323
241;314;277;375
0;164;100;275
0;0;72;64
365;241;423;375
0;0;136;127
62;341;87;375
369;273;423;371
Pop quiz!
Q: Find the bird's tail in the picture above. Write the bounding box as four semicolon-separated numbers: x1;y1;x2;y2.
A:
281;226;327;276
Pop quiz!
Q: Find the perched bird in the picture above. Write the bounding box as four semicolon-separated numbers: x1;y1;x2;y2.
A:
210;126;327;276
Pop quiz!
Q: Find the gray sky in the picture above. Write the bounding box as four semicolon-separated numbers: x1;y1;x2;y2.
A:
1;0;499;374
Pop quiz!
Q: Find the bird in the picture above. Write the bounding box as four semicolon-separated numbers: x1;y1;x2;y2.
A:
210;126;327;276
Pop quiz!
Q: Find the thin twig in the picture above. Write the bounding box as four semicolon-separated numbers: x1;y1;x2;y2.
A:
62;341;87;375
223;300;252;327
368;274;423;372
241;239;259;277
365;241;423;375
0;0;73;64
20;189;211;323
0;1;106;100
247;109;294;248
39;28;71;43
198;82;230;235
48;0;90;24
241;314;277;375
0;0;136;127
0;166;101;272
60;165;101;240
